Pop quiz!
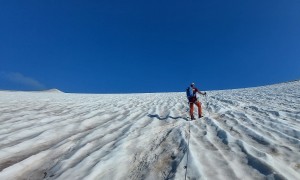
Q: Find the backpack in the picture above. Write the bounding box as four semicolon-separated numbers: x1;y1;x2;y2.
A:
186;86;194;99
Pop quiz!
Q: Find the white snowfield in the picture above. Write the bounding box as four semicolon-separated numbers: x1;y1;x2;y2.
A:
0;81;299;180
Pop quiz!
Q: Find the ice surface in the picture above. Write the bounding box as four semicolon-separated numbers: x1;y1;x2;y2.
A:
0;81;299;180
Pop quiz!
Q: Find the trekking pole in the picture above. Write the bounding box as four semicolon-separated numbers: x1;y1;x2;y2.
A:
205;93;209;116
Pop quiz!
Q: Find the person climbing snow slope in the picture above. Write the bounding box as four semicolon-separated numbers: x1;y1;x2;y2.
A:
186;83;206;120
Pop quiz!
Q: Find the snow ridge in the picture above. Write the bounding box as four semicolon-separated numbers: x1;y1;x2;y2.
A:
0;81;299;180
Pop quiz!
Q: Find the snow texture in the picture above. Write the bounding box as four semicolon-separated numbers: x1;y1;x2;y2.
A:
0;81;299;180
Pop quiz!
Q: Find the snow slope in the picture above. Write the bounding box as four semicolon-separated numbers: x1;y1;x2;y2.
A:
0;81;299;180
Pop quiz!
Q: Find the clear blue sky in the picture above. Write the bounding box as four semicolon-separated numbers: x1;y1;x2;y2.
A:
1;0;300;93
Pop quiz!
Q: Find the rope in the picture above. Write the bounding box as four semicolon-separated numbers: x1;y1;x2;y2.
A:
183;93;208;179
184;119;191;180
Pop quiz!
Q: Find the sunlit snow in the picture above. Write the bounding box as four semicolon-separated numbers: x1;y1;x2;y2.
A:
0;81;299;180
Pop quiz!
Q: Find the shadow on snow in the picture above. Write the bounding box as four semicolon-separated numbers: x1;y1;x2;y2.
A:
148;114;189;121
